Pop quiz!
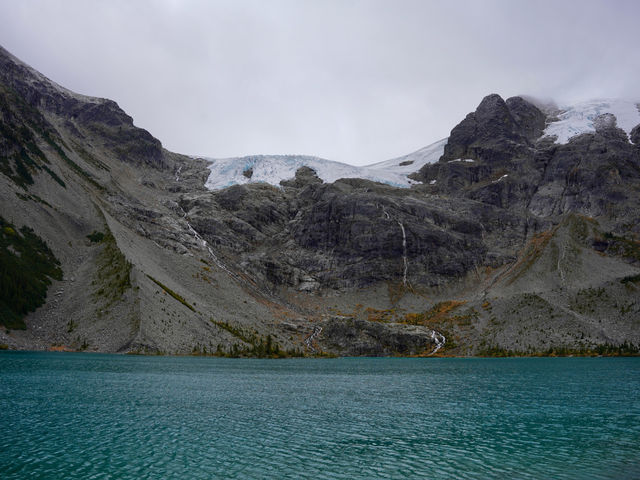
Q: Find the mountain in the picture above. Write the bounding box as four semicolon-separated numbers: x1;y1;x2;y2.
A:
1;45;638;356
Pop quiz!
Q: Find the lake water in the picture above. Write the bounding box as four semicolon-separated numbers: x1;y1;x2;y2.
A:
0;353;638;479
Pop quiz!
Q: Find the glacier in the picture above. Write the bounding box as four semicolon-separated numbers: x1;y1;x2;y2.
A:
204;138;446;191
543;99;640;144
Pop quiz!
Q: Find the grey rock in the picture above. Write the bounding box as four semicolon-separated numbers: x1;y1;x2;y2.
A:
280;166;323;188
319;317;437;356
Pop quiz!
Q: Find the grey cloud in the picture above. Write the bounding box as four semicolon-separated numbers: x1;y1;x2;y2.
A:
1;0;639;165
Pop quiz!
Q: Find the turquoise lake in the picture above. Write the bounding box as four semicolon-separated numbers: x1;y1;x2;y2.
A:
0;353;638;479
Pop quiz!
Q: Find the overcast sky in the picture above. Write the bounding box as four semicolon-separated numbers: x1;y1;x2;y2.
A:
1;0;639;165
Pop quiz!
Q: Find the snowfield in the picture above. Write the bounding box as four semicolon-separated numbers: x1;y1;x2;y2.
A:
543;99;640;144
204;138;446;191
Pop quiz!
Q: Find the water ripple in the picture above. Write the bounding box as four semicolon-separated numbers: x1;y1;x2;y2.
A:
0;354;639;479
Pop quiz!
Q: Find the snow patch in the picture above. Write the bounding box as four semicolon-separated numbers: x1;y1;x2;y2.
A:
447;158;474;163
366;137;447;174
543;99;640;144
492;174;508;183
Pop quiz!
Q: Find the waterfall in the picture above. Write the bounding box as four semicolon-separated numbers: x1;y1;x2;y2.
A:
378;204;408;286
557;242;566;285
304;326;323;352
178;205;236;278
429;330;446;355
398;221;408;286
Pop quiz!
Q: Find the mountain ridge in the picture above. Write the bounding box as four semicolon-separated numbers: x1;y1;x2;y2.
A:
1;45;638;356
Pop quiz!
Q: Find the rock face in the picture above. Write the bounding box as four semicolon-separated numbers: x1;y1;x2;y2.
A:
415;94;640;224
319;318;439;356
183;177;529;290
0;47;164;169
1;45;639;356
439;93;545;165
631;123;640;145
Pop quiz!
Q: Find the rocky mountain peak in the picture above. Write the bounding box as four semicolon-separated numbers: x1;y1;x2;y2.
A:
440;93;544;164
474;93;513;126
0;46;164;168
0;46;103;112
